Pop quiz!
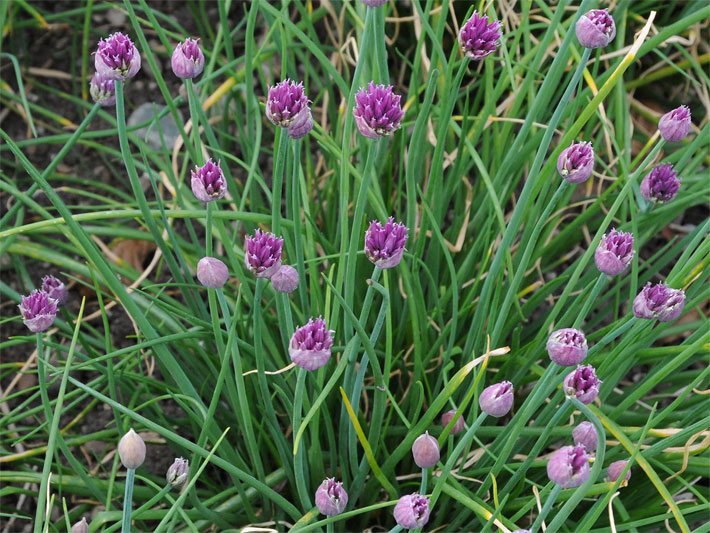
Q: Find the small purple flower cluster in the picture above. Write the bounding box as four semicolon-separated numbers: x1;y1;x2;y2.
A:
18;275;68;333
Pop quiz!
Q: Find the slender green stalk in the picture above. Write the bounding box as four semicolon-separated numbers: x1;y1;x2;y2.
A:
121;468;136;533
272;129;288;234
530;484;562;533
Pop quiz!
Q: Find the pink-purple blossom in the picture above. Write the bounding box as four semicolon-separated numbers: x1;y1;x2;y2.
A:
18;290;58;333
595;229;634;276
95;32;141;81
547;445;590;488
633;283;685;322
364;217;408;269
289;317;334;371
244;229;283;278
171;38;205;79
458;12;502;60
353;83;404;139
640;163;680;203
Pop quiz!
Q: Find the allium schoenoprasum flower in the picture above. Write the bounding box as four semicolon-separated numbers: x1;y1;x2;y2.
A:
353;82;404;139
171;38;205;79
89;72;116;107
266;79;313;139
412;432;440;468
557;141;594;184
633;282;686;322
546;445;591;488
458;12;502;61
71;518;89;533
117;428;146;470
595;229;634;276
196;257;229;289
364;217;408;269
244;229;283;279
572;421;598;452
441;409;465;435
546;328;588;366
563;365;601;405
393;493;431;530
607;460;632;482
314;478;348;516
41;275;68;305
658;105;692;142
361;0;388;6
18;290;58;333
166;457;189;489
479;381;514;417
289;317;334;371
94;32;141;81
191;159;226;203
575;9;616;49
270;265;299;293
640;163;681;203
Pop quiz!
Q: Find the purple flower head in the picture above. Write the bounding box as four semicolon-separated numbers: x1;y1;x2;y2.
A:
266;80;313;139
271;265;299;293
412;432;440;468
166;457;189;489
95;32;141;81
196;257;229;289
393;493;430;530
289;317;334;371
547;445;591;488
547;328;588;366
557;141;594;184
575;9;616;49
479;381;514;418
595;229;634;276
353;82;404;139
191;159;226;203
607;460;632;483
458;12;502;61
315;478;348;516
658;105;692;142
18;290;58;333
633;282;685;322
364;217;408;269
572;421;598;452
89;72;116;107
244;229;283;278
41;275;68;306
441;409;465;435
171;38;205;79
361;0;388;6
563;365;601;404
640;163;680;203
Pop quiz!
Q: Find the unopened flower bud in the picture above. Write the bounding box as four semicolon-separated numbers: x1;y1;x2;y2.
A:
364;217;408;269
118;428;146;470
71;517;89;533
171;38;204;79
412;432;440;468
595;229;634;276
479;381;514;417
394;493;430;530
196;256;229;289
244;229;283;278
315;478;348;516
353;82;403;139
90;72;116;106
95;32;141;81
658;105;691;142
441;409;465;435
361;0;387;6
547;445;590;488
191;159;226;203
271;265;299;293
557;141;594;184
289;317;334;371
41;275;68;306
607;459;631;483
18;290;58;333
575;9;616;49
547;328;588;366
640;163;680;203
633;283;685;322
572;421;598;452
458;12;502;61
166;457;189;489
563;365;601;405
266;79;313;139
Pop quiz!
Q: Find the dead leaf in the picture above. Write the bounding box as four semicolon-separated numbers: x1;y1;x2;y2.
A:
109;239;157;271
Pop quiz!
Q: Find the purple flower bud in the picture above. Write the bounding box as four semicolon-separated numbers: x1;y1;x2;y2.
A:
71;518;89;533
353;82;404;139
640;163;680;203
479;381;514;418
546;328;588;366
364;217;408;269
271;265;299;293
89;72;116;107
658;105;692;142
191;159;226;203
575;9;616;49
118;428;146;470
286;108;314;139
266;79;312;140
95;32;141;81
393;493;430;530
18;290;58;333
458;12;502;61
572;421;598;452
563;365;601;405
166;457;189;488
244;229;283;278
547;445;590;488
441;409;465;435
412;432;440;468
595;229;634;276
41;275;68;306
171;38;205;79
557;141;594;184
196;257;229;289
315;478;348;516
633;282;685;322
361;0;388;6
607;459;631;483
289;317;334;371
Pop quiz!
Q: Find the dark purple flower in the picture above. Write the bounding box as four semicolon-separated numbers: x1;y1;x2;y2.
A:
196;257;229;289
563;365;601;405
266;79;313;139
41;275;68;306
361;0;388;6
289;317;334;371
89;72;116;107
393;493;430;530
557;141;594;184
595;229;634;276
547;328;588;366
171;38;205;79
191;159;226;203
576;9;616;49
244;229;283;278
458;12;502;61
18;290;58;333
633;283;685;322
364;217;408;269
572;421;598;452
95;32;141;81
547;445;590;488
315;478;348;516
353;82;404;139
607;460;631;483
271;265;299;293
640;163;680;203
412;432;440;468
479;381;514;417
441;409;465;435
658;105;692;142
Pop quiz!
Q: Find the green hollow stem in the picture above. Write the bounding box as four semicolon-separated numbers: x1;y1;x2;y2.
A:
33;334;50;530
293;368;311;510
530;484;562;533
573;274;608;328
272;129;288;234
185;79;204;165
206;201;214;257
121;468;136;533
103;484;171;533
326;523;334;533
